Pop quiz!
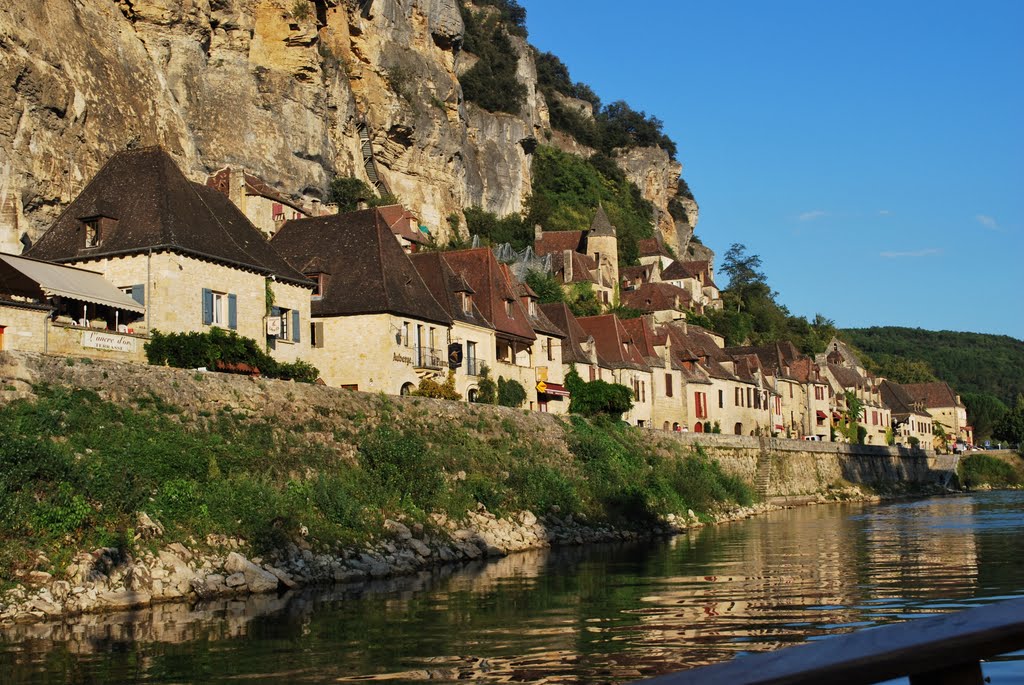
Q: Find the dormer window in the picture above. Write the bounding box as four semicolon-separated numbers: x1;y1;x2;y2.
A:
505;300;514;318
461;292;472;315
528;299;536;316
84;218;101;248
306;273;324;298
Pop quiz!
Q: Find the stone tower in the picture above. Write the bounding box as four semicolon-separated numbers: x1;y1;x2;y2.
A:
585;206;619;306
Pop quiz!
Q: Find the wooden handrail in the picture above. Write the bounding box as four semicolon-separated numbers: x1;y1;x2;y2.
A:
632;598;1024;685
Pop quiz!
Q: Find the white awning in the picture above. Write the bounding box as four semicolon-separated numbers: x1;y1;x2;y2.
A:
0;253;145;313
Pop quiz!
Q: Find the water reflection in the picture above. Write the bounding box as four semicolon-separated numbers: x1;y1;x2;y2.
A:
2;491;1023;684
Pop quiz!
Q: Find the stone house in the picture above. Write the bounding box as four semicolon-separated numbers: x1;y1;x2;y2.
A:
508;274;569;413
899;382;972;447
270;207;451;393
206;167;323;238
0;252;146;361
577;314;654;427
409;251;496;402
620;281;693;321
442;248;541;407
660;259;723;311
539;302;606;385
879;380;934;448
24;147;314;365
623;317;687;431
822;364;891;444
533;206;620;308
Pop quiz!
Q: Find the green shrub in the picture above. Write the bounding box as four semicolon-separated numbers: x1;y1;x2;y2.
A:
497;377;527;408
474;364;497;404
327;177;399;213
959;454;1022;488
564;368;633;421
412;370;461;400
145;328;319;383
459;3;527;114
357;425;444;512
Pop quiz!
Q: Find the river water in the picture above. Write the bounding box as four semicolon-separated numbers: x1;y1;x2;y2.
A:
3;490;1024;684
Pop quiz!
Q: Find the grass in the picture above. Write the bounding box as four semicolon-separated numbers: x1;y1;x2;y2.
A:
0;386;754;581
959;453;1023;489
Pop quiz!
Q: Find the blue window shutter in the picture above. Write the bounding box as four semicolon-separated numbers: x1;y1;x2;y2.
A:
131;284;145;305
292;310;300;342
228;294;238;330
202;288;213;325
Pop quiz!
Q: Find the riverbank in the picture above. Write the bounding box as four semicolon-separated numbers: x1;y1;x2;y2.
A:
0;350;950;626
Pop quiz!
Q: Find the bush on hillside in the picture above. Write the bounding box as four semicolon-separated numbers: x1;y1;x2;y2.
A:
459;4;526;113
146;328;320;383
959;453;1022;488
327;177;399;213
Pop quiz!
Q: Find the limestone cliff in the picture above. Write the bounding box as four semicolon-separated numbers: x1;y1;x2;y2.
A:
0;0;698;254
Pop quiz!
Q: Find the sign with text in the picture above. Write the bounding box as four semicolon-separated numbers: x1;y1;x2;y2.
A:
82;330;136;353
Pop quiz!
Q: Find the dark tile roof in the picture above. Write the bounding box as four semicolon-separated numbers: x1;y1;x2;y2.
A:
539;302;599;366
663;322;736;381
577;314;650;371
442;248;537;343
899;382;963;409
826;363;869;389
534;230;584;257
880;380;933;418
660;260;700;281
620;263;654;286
270;208;450;324
409;252;492;329
27;147;311;286
621;282;692;314
589;206;616;236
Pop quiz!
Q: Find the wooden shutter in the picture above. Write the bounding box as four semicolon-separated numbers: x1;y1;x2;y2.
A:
202;288;213;325
312;321;324;348
292;309;300;342
130;284;145;305
227;293;237;330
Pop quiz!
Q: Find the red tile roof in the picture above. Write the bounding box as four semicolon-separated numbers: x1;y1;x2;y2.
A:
621;282;692;314
899;382;963;408
442;248;537;343
577;314;649;371
637;238;671;258
620;317;664;367
534;230;584;257
540;302;601;366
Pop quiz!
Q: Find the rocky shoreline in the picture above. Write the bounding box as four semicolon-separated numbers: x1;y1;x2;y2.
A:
0;499;810;628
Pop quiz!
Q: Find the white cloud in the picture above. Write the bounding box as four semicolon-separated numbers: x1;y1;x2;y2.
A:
798;210;827;221
879;248;943;259
878;209;891;216
976;214;999;230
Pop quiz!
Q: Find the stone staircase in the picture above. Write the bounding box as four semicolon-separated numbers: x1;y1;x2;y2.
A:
356;121;390;195
754;437;773;498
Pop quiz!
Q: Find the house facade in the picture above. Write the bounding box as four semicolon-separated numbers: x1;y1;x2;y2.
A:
24;148;314;365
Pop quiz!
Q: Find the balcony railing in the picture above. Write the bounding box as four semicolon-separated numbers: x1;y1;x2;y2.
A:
415;347;444;370
466;356;482;376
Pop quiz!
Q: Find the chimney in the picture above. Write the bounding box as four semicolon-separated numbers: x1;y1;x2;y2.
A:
681;317;688;335
227;167;247;215
563;249;573;284
310;198;321;216
534;223;543;241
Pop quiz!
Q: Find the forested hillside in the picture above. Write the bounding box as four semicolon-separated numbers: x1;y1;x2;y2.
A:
841;327;1024;406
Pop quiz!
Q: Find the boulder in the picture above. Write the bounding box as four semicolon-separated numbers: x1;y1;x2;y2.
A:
224;552;280;593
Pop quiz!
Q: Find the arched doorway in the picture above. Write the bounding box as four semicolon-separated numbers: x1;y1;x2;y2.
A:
663;421;670;431
694;423;704;433
734;422;743;435
400;382;415;396
468;388;479;403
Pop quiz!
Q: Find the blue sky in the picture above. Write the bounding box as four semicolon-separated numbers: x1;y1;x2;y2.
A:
518;0;1024;339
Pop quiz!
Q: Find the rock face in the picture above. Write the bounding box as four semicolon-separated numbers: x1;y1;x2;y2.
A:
0;0;697;253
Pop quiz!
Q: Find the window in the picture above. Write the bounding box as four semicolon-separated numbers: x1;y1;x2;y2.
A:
546;337;553;361
467;341;478;375
665;373;673;398
641;381;646;403
310;321;324;348
528;299;537;316
735;388;742;406
505;300;514;318
789;384;793;399
120;284;145;306
271;307;301;343
84;219;100;247
462;292;472;315
747;387;753;407
306;274;324;298
589;366;596;382
694;392;708;419
202;288;236;330
719;389;724;408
